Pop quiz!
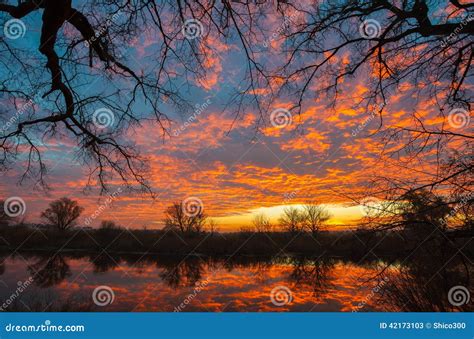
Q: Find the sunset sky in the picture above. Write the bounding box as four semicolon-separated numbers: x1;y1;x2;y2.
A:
0;1;466;231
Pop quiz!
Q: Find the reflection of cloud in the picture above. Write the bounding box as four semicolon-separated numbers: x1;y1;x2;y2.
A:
9;257;385;311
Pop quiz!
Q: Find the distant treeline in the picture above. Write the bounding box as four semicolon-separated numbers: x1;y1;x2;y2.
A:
1;189;472;257
0;223;472;258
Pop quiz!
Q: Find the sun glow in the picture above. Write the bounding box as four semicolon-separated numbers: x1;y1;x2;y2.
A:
211;203;366;232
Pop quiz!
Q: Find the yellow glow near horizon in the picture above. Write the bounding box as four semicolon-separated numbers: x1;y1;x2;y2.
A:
211;203;367;231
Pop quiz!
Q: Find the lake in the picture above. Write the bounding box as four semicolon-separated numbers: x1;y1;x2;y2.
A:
0;252;469;312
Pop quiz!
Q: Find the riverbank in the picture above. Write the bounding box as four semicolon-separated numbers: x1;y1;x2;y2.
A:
1;225;472;258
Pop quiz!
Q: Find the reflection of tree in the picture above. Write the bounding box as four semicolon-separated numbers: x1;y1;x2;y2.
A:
223;256;273;283
356;188;473;311
28;254;71;288
158;257;205;288
251;261;273;284
90;253;120;273
375;246;473;312
288;257;334;295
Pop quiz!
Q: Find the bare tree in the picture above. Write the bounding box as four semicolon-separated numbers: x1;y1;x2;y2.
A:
279;207;303;234
0;0;218;192
252;212;272;232
272;1;473;206
0;1;471;203
0;0;288;192
400;190;452;233
28;253;71;288
164;201;206;234
206;218;219;234
365;189;455;236
276;1;473;107
41;197;84;230
239;226;254;233
302;204;331;235
99;220;121;230
456;198;474;231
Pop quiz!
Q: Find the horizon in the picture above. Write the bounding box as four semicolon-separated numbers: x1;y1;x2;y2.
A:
8;200;369;231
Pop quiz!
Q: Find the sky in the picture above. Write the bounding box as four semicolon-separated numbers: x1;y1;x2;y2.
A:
0;1;469;231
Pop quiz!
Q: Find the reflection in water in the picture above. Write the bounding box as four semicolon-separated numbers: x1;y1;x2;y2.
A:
90;253;119;273
378;250;472;312
28;254;71;288
159;257;205;288
0;247;471;312
289;257;333;295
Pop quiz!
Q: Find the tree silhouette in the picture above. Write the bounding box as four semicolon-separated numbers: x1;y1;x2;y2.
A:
159;257;205;288
378;244;472;312
90;252;120;273
163;201;207;234
41;197;84;230
28;254;71;288
302;204;331;235
99;219;121;230
252;212;272;232
289;257;334;295
399;190;452;232
0;1;471;195
279;207;304;234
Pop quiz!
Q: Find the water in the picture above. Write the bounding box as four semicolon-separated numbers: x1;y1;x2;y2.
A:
0;252;470;312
